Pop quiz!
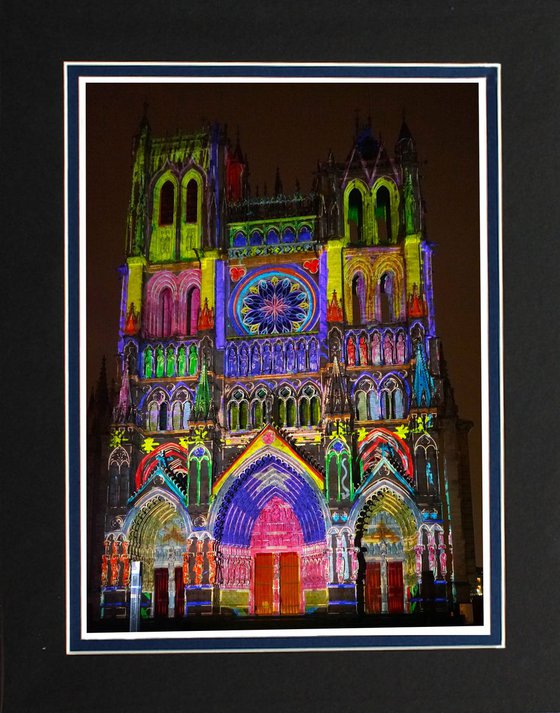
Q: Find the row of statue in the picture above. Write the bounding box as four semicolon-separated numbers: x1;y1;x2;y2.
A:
347;331;406;366
227;338;319;376
143;344;199;378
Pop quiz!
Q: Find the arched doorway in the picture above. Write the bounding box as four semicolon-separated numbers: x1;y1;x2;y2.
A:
251;497;304;615
127;494;189;619
354;488;419;615
362;511;405;613
212;449;328;616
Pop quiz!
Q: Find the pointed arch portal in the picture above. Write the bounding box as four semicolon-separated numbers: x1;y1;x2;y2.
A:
214;452;327;615
354;488;419;615
127;493;189;618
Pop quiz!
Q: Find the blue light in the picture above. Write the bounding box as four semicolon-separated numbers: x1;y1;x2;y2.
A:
185;601;213;607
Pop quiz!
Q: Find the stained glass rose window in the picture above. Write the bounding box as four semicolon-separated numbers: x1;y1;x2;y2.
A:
231;267;318;336
241;276;309;334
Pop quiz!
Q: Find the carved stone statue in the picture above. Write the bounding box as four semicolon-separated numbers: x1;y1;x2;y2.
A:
347;336;356;366
359;336;368;365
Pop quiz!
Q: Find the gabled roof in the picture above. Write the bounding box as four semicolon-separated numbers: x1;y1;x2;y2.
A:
355;454;414;500
129;448;189;506
213;424;324;496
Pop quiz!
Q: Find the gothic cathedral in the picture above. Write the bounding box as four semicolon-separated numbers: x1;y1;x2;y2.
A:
94;114;476;623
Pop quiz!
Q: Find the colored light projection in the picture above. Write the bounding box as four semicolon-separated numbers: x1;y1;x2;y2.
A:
98;112;476;625
214;453;325;546
356;488;419;614
229;265;319;336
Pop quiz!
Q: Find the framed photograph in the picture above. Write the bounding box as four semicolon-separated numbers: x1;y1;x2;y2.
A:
65;63;502;653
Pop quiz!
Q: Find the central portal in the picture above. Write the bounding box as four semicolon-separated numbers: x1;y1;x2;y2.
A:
251;496;303;615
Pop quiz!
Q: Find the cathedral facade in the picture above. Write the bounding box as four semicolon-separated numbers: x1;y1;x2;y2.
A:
94;114;476;623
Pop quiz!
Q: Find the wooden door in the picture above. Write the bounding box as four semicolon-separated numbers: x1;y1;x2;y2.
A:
154;567;169;618
387;561;404;613
254;553;274;615
365;562;382;614
279;552;300;615
174;566;184;617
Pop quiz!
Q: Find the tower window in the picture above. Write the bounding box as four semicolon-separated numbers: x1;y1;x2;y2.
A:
239;401;249;430
286;398;296;427
375;186;392;243
310;396;320;425
352;272;365;325
159;181;175;226
185;286;200;336
159;287;173;337
158;402;168;431
348;188;363;243
185;179;198;223
229;402;239;430
380;272;394;322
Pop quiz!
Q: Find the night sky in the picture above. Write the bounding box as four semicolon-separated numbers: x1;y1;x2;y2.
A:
86;81;481;563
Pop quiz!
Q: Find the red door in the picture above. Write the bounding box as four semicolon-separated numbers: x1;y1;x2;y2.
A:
254;554;274;615
154;567;169;618
365;562;382;613
387;561;404;613
174;566;184;617
280;552;300;615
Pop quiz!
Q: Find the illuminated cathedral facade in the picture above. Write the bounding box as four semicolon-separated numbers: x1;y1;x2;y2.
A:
92;113;476;623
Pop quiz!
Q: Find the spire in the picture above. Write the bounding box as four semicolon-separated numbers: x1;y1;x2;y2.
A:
395;115;417;162
226;128;246;202
124;302;139;335
114;359;133;423
412;342;434;408
398;115;413;142
407;283;427;318
197;297;214;331
404;169;417;235
95;356;109;413
353;115;378;161
327;290;343;322
192;360;212;422
439;343;458;417
324;356;350;417
91;355;111;434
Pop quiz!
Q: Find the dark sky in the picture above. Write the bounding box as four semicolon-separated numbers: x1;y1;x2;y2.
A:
86;82;481;563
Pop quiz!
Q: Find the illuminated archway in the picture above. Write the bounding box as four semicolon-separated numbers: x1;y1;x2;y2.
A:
126;491;190;618
210;429;329;615
353;486;419;614
357;427;413;483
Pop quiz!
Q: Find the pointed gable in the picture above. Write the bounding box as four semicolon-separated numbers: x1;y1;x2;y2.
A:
213;424;324;496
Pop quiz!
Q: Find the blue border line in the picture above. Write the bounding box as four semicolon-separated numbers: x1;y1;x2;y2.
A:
67;68;82;651
67;63;502;652
485;69;502;646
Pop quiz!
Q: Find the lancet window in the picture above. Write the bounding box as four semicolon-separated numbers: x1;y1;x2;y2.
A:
171;389;192;430
375;185;392;243
145;389;169;431
159;180;175;225
228;388;249;431
379;376;405;420
185;179;198;223
326;440;351;501
414;434;439;493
